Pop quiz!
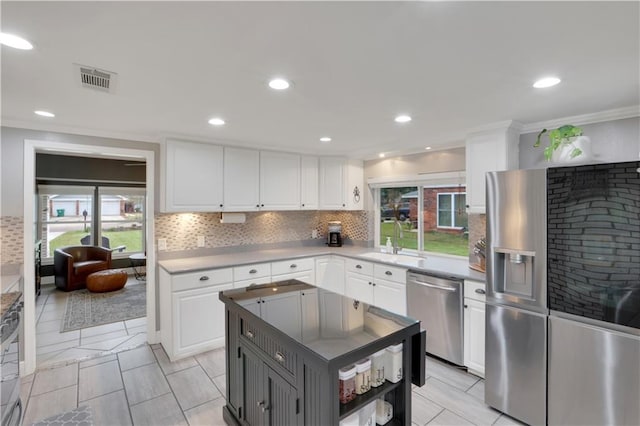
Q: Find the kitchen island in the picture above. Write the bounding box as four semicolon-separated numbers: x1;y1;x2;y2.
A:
220;279;425;425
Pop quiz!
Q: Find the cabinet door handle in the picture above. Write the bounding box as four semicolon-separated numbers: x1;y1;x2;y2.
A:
368;282;372;286
274;351;286;364
249;269;257;274
356;264;362;269
372;283;376;286
385;271;392;276
246;329;254;339
219;204;223;208
302;203;305;207
258;401;270;412
199;276;209;281
475;288;486;295
290;264;297;269
256;204;260;208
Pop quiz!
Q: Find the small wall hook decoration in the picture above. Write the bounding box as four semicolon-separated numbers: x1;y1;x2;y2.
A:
353;186;361;203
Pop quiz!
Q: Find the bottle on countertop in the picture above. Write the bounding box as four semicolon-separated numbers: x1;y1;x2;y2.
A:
385;237;393;253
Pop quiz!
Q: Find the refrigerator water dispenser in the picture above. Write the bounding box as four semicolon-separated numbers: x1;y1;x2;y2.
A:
493;248;536;299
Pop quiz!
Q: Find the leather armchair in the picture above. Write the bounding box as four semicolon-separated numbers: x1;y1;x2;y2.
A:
54;246;112;291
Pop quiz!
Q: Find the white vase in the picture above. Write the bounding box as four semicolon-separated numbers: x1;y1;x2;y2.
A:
550;135;592;163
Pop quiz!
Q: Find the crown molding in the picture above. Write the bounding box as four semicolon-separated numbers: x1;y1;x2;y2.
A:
466;120;524;137
520;105;640;134
1;118;161;144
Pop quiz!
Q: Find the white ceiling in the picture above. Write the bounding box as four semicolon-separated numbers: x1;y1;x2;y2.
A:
2;1;638;159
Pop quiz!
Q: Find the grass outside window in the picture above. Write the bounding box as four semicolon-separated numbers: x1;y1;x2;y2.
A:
380;222;468;256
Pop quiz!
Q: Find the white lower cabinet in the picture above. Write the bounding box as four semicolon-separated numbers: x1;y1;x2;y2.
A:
315;256;345;295
373;277;406;315
463;279;486;377
345;271;374;304
159;267;233;361
271;258;315;285
344;259;407;315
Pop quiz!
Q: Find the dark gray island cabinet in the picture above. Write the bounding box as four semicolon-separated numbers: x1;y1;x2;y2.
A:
220;280;426;426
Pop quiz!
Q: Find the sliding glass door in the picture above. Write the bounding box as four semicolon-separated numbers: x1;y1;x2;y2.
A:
38;185;146;259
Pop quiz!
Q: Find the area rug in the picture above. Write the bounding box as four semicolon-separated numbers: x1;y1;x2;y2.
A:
61;284;146;332
32;405;93;426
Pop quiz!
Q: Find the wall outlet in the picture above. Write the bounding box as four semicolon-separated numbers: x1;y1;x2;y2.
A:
157;238;167;251
197;235;205;247
311;229;318;239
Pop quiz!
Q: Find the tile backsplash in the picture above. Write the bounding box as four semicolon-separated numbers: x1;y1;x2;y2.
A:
467;213;486;264
1;211;371;262
154;210;371;252
1;216;24;264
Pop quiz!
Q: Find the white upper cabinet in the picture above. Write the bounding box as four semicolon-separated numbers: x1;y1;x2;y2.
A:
319;158;363;210
163;139;223;212
300;156;319;210
465;121;520;213
224;147;260;211
260;151;301;210
163;139;362;213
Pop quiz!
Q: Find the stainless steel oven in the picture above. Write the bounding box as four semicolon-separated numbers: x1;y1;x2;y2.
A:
1;295;23;426
546;161;640;425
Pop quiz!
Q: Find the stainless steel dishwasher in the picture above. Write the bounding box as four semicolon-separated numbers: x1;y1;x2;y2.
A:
407;271;464;365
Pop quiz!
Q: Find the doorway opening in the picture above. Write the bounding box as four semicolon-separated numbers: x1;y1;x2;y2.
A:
22;140;156;375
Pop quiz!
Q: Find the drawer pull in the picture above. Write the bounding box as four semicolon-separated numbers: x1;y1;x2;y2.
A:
249;269;257;274
274;351;286;363
290;264;297;269
356;264;362;269
246;330;254;339
385;271;392;276
475;288;486;295
199;276;209;281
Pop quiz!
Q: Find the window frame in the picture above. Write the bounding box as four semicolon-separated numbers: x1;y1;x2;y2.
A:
436;192;467;230
369;172;467;258
38;184;146;262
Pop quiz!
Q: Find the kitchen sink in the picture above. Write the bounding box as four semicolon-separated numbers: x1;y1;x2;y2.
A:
359;251;427;269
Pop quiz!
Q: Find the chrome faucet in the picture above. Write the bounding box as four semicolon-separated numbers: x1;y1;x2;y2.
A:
392;219;404;254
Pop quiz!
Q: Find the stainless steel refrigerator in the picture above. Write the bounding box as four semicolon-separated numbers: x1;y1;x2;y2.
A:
545;161;639;426
485;168;548;426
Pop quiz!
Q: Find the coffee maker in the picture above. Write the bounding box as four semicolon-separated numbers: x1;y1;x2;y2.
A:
327;221;342;247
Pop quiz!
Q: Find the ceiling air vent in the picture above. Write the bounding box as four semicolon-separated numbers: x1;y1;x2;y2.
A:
74;64;118;93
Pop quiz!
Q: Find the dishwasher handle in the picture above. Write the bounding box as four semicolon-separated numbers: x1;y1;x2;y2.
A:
410;279;457;292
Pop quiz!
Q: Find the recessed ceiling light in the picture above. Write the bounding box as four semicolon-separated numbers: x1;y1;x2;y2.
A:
268;78;290;90
0;32;33;50
533;77;561;88
379;153;386;158
394;115;412;123
34;110;55;118
425;146;432;150
320;137;332;143
208;117;225;126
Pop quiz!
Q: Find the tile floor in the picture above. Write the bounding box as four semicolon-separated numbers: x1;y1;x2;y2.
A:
35;282;148;369
22;343;524;426
28;282;523;425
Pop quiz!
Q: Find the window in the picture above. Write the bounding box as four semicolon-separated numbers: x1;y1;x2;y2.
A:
375;179;468;257
379;187;418;250
437;193;467;228
38;185;145;259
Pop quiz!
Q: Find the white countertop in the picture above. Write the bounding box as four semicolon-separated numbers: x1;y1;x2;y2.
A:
158;246;486;282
